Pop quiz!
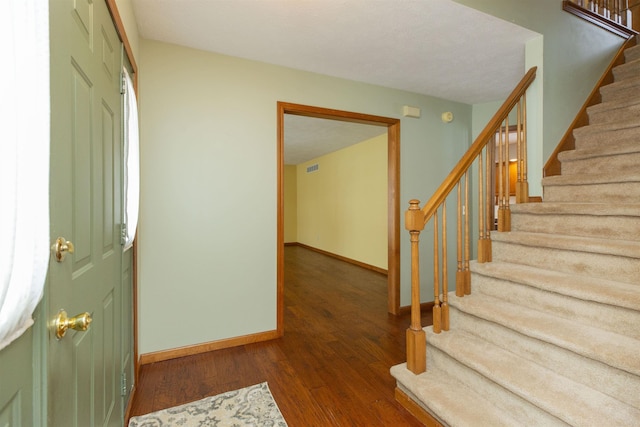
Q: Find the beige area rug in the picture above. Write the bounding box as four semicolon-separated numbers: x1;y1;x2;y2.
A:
128;382;288;427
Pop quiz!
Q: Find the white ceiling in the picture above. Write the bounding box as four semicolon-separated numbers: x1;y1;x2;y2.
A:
130;0;539;164
284;115;386;165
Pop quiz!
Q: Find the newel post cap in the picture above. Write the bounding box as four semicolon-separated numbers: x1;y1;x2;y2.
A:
405;199;426;231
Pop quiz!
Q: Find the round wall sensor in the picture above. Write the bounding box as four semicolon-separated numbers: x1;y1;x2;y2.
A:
441;112;454;123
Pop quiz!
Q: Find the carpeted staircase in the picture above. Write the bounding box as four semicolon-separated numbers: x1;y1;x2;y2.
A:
391;40;640;426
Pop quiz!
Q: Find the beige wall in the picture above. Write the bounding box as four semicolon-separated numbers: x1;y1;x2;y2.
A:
295;134;387;269
283;165;297;243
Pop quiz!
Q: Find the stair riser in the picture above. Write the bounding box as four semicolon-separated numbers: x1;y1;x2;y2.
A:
427;339;565;425
572;122;640;145
449;306;640;410
491;239;640;284
471;273;640;340
560;151;640;176
510;211;640;242
600;81;640;104
543;181;640;204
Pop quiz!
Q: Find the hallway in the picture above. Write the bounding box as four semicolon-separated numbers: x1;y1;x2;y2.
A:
129;245;431;425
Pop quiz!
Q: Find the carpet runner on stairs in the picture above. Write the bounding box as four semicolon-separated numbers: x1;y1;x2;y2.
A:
391;38;640;426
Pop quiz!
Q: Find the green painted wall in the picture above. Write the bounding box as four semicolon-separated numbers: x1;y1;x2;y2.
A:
460;0;624;162
137;39;472;354
137;1;624;355
296;134;388;269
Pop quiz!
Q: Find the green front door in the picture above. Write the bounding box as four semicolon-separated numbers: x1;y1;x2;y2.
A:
48;0;126;425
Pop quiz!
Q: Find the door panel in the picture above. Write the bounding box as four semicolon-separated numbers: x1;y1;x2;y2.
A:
0;329;34;426
49;0;124;425
71;64;93;271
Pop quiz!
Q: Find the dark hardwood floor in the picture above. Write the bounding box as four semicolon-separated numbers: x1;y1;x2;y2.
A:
128;245;432;425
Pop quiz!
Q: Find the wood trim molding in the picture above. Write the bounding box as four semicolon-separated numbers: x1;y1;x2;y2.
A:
395;387;444;427
277;102;402;320
105;0;138;75
139;330;281;365
562;1;639;39
387;120;401;315
123;384;136;421
544;35;636;177
292;242;388;275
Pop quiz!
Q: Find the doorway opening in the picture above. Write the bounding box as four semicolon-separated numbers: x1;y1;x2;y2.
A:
276;102;401;335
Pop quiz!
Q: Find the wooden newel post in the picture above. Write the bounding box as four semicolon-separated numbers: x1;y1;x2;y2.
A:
405;199;427;374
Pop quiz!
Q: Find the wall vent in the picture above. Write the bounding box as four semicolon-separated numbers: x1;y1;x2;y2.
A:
306;163;319;173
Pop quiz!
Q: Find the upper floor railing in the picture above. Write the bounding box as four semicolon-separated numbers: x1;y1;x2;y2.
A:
563;0;640;38
404;67;538;374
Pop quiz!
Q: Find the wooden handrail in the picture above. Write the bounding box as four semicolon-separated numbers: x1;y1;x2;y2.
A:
404;67;537;375
420;67;537;224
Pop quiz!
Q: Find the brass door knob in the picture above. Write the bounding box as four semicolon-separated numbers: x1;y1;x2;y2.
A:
53;310;92;340
53;237;75;262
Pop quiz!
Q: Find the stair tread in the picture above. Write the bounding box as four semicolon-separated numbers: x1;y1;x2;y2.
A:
573;114;640;136
471;260;640;312
615;55;640;69
426;328;640;426
587;91;640;115
448;294;640;377
511;201;640;217
625;42;640;56
542;170;640;185
613;57;640;78
491;230;640;259
601;73;640;93
558;140;640;160
394;38;640;426
391;363;524;427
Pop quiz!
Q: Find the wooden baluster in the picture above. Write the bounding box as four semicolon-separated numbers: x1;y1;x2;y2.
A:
442;203;449;331
456;181;464;297
521;94;529;202
484;145;493;262
464;171;471;294
433;209;441;334
405;199;426;374
624;0;632;28
497;121;505;231
614;0;622;23
477;150;488;263
498;122;504;231
504;116;511;231
610;0;615;21
516;100;523;203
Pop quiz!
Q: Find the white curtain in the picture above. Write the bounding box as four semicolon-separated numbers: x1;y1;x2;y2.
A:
123;67;140;250
0;0;50;351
